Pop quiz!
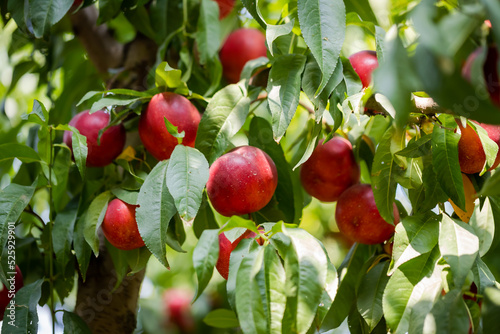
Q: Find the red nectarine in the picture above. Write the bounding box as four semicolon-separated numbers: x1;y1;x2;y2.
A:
139;92;201;161
219;28;267;84
63;110;126;167
335;184;399;245
207;146;278;217
102;198;145;251
300;137;360;202
349;50;379;88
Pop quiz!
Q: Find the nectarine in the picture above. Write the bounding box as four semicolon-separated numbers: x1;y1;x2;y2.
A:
300;137;360;202
207;146;278;217
349;50;378;88
139;92;201;161
219;28;267;84
63;110;126;167
102;198;145;251
335;184;399;245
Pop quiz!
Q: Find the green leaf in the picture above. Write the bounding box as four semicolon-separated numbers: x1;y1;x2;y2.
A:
482;287;500;334
371;126;401;224
263;245;287;334
62;311;92;334
203;309;240;329
155;61;186;90
320;244;372;331
53;147;72;212
219;216;260;235
166;146;209;223
344;0;378;24
195;83;251;164
1;279;43;334
0;143;42;164
474;123;498;173
98;0;121;24
431;115;465;210
53;200;78;271
124;6;157;42
357;261;390;331
235;246;267;334
383;249;441;331
266;20;294;57
0;181;36;285
267;54;307;141
478;171;500;197
297;0;346;96
193;230;219;301
193;192;219;239
21;99;49;125
69;125;88;180
74;211;92;281
90;96;142;114
439;214;479;288
227;238;255;310
396;134;432;158
28;0;73;38
282;227;327;333
373;25;419;129
249;117;302;224
469;198;495;257
110;188;138;205
390;212;440;275
302;55;344;120
241;0;267;29
126;247;151;275
196;0;221;65
136;160;176;269
84;191;112;256
425;289;470;334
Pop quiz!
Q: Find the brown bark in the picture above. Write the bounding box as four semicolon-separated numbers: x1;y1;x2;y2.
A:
70;5;157;333
75;242;146;334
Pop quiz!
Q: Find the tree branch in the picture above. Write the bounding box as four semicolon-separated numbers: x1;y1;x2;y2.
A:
70;6;124;73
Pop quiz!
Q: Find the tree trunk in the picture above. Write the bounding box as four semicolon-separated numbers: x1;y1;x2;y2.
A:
70;5;157;332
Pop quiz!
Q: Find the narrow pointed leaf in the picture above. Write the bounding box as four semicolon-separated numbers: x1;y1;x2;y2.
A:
83;191;112;256
431;116;465;210
136;160;176;269
439;214;479;288
1;279;43;334
166;146;209;223
193;229;219;301
297;0;346;96
196;0;221;65
195;84;251;164
267;54;307;141
29;0;73;38
357;261;390;330
390;212;440;274
469;198;495;257
263;245;287;334
235;247;267;334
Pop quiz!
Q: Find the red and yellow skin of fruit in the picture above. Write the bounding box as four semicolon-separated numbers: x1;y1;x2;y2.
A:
457;121;500;174
162;288;195;333
219;28;267;84
139;92;201;161
0;265;23;320
335;184;399;245
63;110;126;167
207;146;278;217
348;50;379;88
216;230;257;280
102;199;145;251
216;0;235;19
462;46;500;106
300;137;360;202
